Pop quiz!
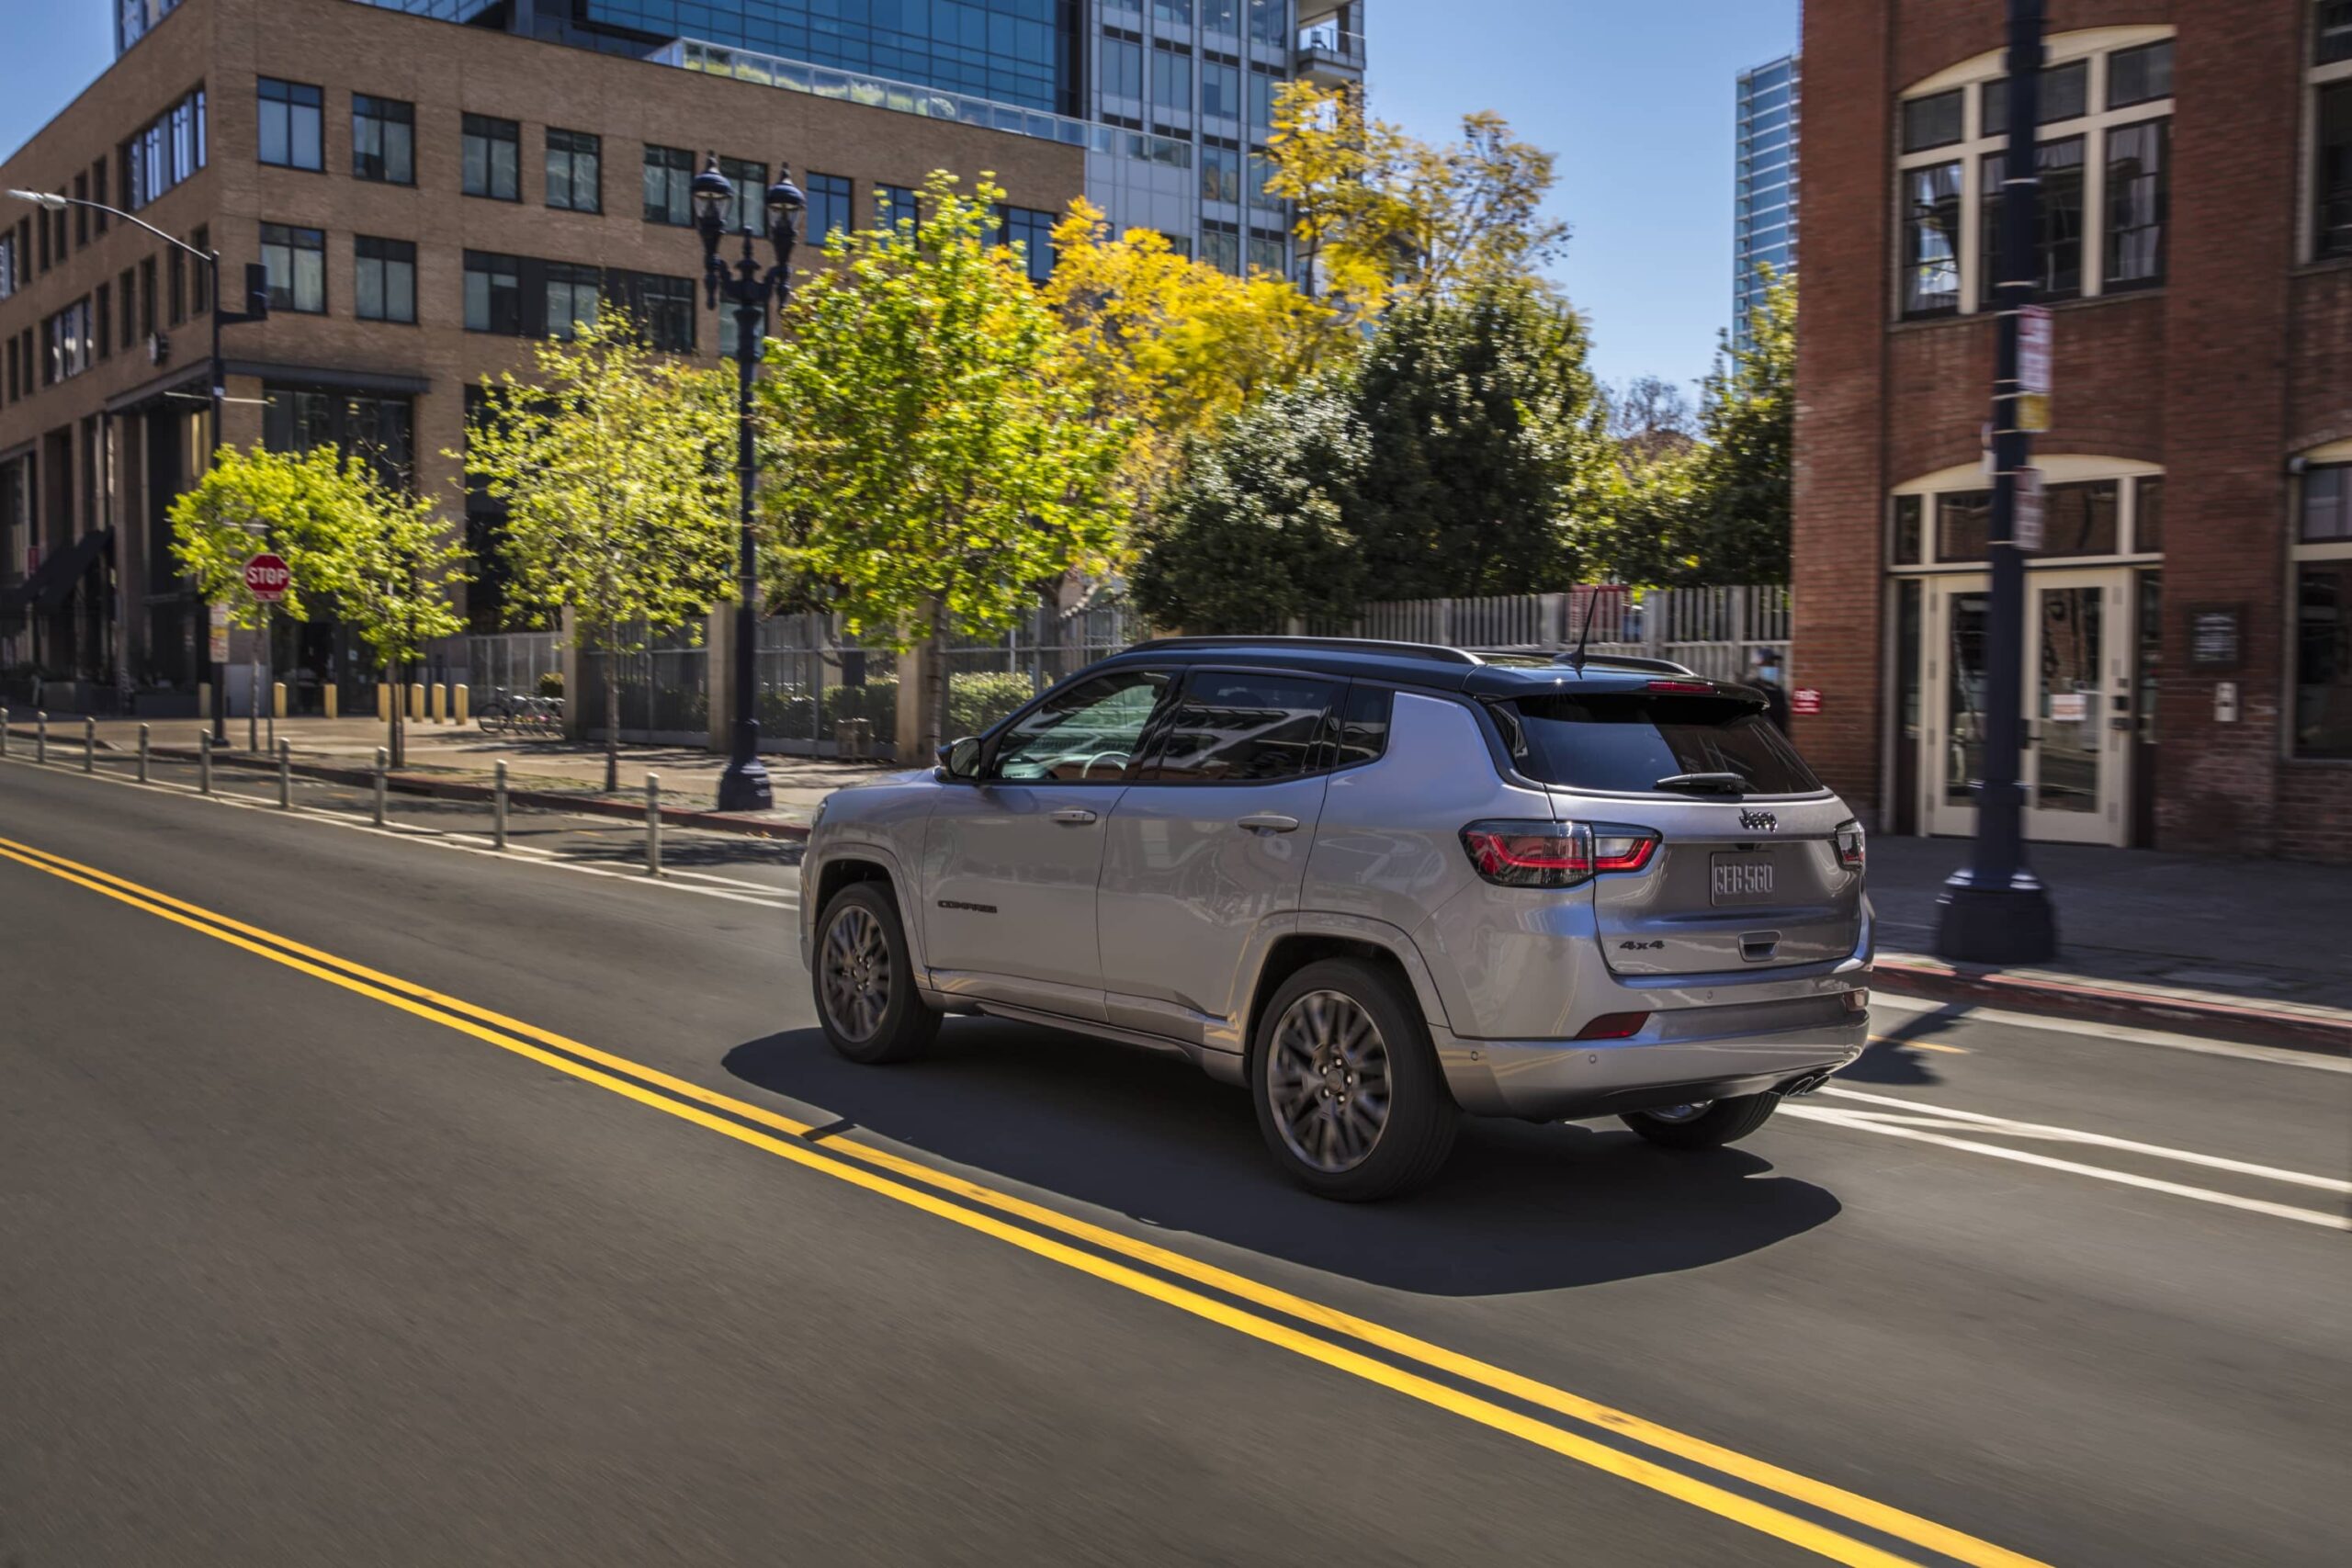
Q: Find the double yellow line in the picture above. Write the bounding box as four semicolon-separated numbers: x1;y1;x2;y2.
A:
0;829;2046;1568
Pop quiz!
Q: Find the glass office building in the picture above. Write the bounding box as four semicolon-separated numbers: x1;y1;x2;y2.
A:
1734;53;1799;346
345;1;1363;276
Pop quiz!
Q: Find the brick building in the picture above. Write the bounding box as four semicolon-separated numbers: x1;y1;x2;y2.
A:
0;0;1080;711
1792;0;2352;863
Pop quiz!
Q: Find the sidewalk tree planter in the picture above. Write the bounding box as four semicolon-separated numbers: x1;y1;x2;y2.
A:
460;310;738;793
758;172;1129;757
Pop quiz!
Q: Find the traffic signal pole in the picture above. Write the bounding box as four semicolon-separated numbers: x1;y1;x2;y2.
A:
1935;0;2059;964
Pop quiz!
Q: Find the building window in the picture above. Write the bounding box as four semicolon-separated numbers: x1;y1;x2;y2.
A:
993;205;1056;284
265;385;414;490
464;251;523;334
2133;476;2164;553
259;222;325;314
43;299;94;384
805;173;852;243
720;155;767;237
2293;459;2352;758
1153;0;1192;22
2315;7;2352;261
642;144;695;225
355;235;416;324
1247;231;1285;275
877;184;919;233
612;272;695;352
544;262;601;340
0;231;15;300
1201;142;1239;204
119;267;136;345
1203;222;1239;275
547;129;601;214
124;86;206;210
1151;43;1193;114
190;224;209;312
1202;59;1240;118
1896;32;2172;313
1102;38;1143;100
1248;64;1277;126
1248;151;1281;212
91;158;108;232
168;247;185;325
1982;137;2085;300
257;77;322;170
1902;162;1963;317
1893;464;2161;570
139;256;155;338
96;283;111;358
1892;494;1924;565
353;95;413;185
464;115;521;200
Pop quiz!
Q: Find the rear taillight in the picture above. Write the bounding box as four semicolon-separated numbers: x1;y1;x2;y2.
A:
1460;820;1659;888
1646;679;1715;694
1832;818;1866;872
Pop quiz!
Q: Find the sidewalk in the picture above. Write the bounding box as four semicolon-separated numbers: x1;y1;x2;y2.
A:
1864;837;2352;1053
1;714;892;834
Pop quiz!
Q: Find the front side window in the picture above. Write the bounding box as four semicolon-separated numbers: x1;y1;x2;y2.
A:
2105;118;2167;288
1903;161;1963;316
1501;693;1824;795
642;144;694;225
1147;672;1338;783
463;114;520;200
353;94;413;184
463;250;522;334
988;671;1170;782
547;129;602;213
260;221;324;313
258;77;322;170
355;235;415;323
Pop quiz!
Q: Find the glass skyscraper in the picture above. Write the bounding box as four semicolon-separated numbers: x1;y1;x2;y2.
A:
1734;53;1799;346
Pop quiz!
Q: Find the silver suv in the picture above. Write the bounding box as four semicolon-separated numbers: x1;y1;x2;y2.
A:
801;638;1870;1201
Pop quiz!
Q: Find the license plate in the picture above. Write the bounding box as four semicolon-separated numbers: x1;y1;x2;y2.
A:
1711;853;1777;906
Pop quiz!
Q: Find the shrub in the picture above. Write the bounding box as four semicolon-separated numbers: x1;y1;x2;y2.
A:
946;671;1037;736
537;670;565;698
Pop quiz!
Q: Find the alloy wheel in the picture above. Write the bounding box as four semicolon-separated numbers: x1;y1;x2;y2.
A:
1265;989;1393;1173
821;904;891;1042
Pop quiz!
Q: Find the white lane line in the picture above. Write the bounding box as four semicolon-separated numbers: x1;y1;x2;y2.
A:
1815;1087;2352;1193
1868;989;2352;1074
1;756;797;911
1780;1105;2352;1230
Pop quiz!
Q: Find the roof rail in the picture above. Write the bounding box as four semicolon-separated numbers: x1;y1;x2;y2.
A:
1122;636;1483;666
1547;651;1702;677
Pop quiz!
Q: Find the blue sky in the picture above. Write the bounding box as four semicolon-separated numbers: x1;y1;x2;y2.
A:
1;2;1800;396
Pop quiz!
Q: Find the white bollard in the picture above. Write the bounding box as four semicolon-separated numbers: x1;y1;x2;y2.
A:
493;760;509;851
36;711;48;764
645;773;662;877
199;733;213;795
138;723;150;784
374;747;389;827
84;716;96;773
0;705;8;757
277;739;292;808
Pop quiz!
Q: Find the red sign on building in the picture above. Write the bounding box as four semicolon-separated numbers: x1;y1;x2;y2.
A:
1792;687;1823;717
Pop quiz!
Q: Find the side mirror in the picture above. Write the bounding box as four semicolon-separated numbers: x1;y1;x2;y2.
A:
935;735;982;783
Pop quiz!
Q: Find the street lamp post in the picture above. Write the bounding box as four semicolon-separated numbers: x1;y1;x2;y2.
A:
690;153;803;815
6;190;266;741
1933;0;2059;964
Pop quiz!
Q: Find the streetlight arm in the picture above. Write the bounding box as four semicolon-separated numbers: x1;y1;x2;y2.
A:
5;190;217;268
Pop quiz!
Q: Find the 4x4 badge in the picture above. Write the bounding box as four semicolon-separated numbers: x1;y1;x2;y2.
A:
1737;808;1780;831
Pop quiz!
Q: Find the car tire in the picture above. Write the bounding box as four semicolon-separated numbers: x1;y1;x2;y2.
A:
813;881;939;1065
1249;957;1457;1201
1619;1092;1780;1149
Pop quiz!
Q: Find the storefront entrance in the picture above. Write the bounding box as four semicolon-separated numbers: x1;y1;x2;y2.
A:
1919;568;2141;846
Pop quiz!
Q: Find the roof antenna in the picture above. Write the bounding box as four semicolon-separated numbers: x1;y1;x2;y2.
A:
1569;586;1601;672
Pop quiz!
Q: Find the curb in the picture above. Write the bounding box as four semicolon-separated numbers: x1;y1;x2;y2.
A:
1871;954;2352;1057
145;744;813;841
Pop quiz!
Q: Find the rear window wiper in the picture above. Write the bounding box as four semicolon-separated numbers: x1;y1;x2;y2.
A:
1653;772;1748;795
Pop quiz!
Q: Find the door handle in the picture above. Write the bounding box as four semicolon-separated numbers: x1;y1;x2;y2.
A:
1050;807;1099;825
1238;813;1300;834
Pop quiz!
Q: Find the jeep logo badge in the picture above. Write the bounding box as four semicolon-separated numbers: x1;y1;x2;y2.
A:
1737;808;1780;832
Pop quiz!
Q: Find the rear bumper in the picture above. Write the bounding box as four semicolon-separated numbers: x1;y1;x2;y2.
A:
1434;1001;1869;1122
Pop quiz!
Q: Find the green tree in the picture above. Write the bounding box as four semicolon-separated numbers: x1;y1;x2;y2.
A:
461;309;738;791
1351;278;1612;597
1130;379;1368;634
1267;82;1569;315
170;444;466;764
759;171;1129;754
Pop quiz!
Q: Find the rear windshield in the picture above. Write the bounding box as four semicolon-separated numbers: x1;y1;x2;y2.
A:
1498;693;1824;795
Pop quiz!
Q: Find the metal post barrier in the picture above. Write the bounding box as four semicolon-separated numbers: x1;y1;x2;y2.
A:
374;747;388;826
138;724;151;784
493;760;509;851
455;684;469;727
323;684;338;721
645;773;662;876
277;739;292;808
36;711;47;764
199;733;213;795
84;716;96;773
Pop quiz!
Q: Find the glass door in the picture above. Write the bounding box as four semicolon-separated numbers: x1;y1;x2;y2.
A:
1921;580;1990;839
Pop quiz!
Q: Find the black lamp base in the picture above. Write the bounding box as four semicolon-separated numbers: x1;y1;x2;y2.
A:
716;755;773;814
1932;867;2058;965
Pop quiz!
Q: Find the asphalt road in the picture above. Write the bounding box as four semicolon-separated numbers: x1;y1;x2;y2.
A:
3;753;2346;1567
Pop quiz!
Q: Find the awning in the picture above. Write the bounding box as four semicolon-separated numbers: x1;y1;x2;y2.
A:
2;529;114;613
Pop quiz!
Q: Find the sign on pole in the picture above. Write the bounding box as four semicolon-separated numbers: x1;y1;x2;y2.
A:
2014;466;2045;552
243;552;291;604
2017;305;2052;433
208;603;231;663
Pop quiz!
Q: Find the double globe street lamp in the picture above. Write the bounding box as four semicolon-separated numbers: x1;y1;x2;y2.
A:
690;153;805;814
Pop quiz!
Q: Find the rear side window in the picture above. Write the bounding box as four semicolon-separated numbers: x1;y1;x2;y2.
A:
1332;683;1392;768
1499;693;1823;795
1146;671;1338;783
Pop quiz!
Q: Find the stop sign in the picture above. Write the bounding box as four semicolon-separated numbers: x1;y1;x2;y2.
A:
243;552;291;603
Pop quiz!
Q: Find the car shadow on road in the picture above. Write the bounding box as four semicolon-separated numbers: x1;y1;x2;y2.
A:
1838;1003;1970;1086
722;1018;1841;1298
